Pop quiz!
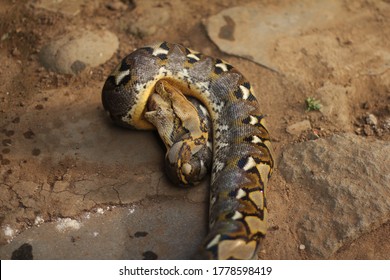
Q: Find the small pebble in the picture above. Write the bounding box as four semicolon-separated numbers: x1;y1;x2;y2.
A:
286;120;312;136
375;128;383;137
299;244;306;250
365;114;378;126
363;124;374;136
11;47;21;57
105;1;127;11
355;127;362;135
307;129;320;140
362;102;370;110
383;118;390;131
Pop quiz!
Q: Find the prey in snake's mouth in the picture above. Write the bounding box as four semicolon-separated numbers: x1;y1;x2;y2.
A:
145;80;212;187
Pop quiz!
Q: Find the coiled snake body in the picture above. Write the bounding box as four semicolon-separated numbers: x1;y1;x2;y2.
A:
102;42;274;260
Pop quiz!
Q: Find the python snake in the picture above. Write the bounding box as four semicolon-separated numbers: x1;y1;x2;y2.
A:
102;42;274;260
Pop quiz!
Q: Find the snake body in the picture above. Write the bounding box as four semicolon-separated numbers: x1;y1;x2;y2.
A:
102;42;274;259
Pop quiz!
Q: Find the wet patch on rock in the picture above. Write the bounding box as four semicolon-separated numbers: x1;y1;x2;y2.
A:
11;243;33;260
134;231;148;238
142;251;158;260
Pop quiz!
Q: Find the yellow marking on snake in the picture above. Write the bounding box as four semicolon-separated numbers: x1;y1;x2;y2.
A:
249;191;264;210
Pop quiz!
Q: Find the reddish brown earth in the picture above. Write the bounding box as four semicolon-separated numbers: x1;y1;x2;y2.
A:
0;0;389;260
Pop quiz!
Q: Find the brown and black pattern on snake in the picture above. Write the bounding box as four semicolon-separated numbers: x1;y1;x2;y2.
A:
102;42;274;260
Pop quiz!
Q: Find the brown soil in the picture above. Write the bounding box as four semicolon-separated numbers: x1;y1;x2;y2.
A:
0;0;389;259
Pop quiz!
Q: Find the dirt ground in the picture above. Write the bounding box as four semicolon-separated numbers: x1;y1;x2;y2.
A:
0;0;389;260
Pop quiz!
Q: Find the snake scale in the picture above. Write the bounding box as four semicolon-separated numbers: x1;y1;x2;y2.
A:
102;42;274;260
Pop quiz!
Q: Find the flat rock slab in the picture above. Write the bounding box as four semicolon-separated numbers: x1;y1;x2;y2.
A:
205;1;390;80
0;87;209;248
39;29;118;74
205;1;343;71
0;200;207;260
279;134;390;258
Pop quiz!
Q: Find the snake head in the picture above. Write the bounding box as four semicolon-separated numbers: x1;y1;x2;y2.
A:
102;74;136;129
102;49;161;130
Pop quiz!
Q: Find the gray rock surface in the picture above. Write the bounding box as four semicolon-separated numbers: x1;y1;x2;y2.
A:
0;200;207;259
39;29;118;74
0;83;210;259
204;1;390;83
205;1;344;71
279;134;390;258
